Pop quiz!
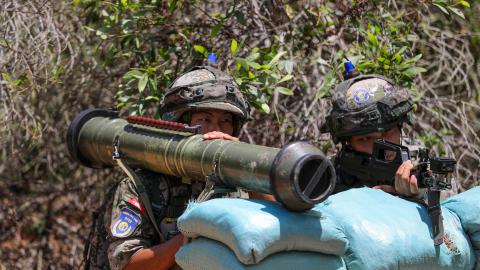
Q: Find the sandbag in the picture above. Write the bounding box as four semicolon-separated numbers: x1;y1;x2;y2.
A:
177;198;347;264
318;188;476;269
476;250;480;270
472;232;480;250
178;187;477;269
175;237;346;270
442;187;480;234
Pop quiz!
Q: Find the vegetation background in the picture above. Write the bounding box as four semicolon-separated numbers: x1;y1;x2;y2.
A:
0;0;479;268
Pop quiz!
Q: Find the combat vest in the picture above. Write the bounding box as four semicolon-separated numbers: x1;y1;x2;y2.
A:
83;170;203;270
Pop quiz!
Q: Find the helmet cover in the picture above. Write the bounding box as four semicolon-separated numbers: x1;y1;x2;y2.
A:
158;66;250;136
326;74;413;142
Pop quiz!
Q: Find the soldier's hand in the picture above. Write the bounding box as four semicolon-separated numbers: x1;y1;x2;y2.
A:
203;131;239;141
181;233;197;245
373;160;419;197
394;160;419;197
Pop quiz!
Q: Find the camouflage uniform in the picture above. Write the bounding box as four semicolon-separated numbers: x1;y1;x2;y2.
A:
84;66;250;270
106;171;204;269
324;74;414;193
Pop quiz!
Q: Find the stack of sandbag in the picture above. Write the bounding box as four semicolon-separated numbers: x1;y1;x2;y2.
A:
442;188;480;270
176;187;480;270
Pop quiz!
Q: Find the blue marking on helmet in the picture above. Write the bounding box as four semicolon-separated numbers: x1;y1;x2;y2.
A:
208;53;217;65
352;88;371;106
344;61;356;78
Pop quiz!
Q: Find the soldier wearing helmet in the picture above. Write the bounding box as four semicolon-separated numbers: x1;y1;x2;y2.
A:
325;74;420;197
159;66;249;137
85;66;260;270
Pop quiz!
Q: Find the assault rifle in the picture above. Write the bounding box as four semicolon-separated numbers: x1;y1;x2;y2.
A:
370;139;456;245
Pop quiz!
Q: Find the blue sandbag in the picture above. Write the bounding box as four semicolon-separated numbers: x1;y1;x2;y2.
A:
176;237;346;270
476;251;480;270
178;188;477;269
317;188;476;269
442;187;480;234
177;198;347;265
472;232;480;250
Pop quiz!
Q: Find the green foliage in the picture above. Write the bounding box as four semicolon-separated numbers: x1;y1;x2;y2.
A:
1;72;29;87
317;1;470;97
77;0;292;115
419;131;445;156
78;0;471;115
232;46;293;113
79;0;198;114
350;14;426;88
433;0;470;19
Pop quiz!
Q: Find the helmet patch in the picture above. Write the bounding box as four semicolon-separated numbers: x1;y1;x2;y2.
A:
172;69;215;88
352;88;371;106
346;78;391;110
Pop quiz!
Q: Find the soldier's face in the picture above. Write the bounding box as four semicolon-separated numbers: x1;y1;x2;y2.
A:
349;126;401;159
190;109;234;135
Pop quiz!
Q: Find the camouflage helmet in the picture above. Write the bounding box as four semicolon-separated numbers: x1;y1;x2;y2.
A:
325;74;413;143
158;66;250;136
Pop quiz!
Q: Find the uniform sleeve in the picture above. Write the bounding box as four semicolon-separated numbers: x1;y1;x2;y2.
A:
106;178;159;270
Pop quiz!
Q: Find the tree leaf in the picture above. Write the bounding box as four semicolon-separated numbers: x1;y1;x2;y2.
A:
268;51;286;67
236;58;249;70
194;45;207;56
1;72;13;83
260;103;270;113
459;1;470;7
234;11;246;25
403;67;427;77
231;39;238;56
275;86;293;96
283;60;294;74
317;73;336;98
447;7;465;19
404;54;422;65
394;53;402;63
248;85;258;95
210;23;222;38
366;31;379;47
123;70;144;80
278;74;293;84
284;4;295;19
397;46;408;55
145;96;160;101
247;61;261;69
168;0;178;13
432;3;449;15
138;74;148;92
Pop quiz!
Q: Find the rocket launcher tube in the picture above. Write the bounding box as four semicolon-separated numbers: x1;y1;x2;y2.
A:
67;109;336;211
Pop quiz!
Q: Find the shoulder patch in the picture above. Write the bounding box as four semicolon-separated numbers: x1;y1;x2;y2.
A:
111;209;142;238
